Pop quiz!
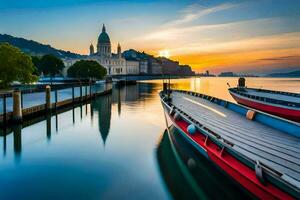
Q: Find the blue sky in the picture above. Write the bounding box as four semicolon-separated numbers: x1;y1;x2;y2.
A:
0;0;300;73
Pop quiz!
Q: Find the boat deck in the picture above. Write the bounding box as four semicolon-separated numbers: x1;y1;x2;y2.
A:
243;88;300;104
171;91;300;185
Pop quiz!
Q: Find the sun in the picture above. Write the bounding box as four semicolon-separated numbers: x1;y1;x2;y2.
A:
158;49;170;58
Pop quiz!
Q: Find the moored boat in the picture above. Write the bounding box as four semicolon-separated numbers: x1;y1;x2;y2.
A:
228;78;300;122
157;127;254;199
160;88;300;199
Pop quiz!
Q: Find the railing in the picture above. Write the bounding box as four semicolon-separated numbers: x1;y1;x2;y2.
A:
0;82;112;126
229;88;300;108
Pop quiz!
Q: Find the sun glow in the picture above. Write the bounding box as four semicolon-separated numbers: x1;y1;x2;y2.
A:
158;49;170;58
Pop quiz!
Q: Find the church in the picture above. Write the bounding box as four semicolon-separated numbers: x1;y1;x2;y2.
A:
88;24;139;75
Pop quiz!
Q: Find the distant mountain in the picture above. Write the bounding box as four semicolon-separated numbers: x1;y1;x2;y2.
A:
0;34;85;59
122;49;153;60
267;70;300;77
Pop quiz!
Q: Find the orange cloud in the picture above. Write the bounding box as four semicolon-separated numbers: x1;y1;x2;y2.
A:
171;48;300;74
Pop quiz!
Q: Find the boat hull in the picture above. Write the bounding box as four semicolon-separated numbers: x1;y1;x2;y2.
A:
230;92;300;122
161;99;295;200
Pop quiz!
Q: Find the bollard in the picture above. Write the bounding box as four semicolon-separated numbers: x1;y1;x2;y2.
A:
21;92;23;109
89;83;92;98
3;94;7;124
85;85;88;101
45;85;51;110
163;82;168;92
55;89;58;110
80;84;83;101
72;86;75;102
13;90;22;122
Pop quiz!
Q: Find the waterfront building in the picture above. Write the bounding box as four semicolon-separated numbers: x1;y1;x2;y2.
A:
62;24;139;77
178;65;195;75
126;59;140;74
149;57;162;74
88;24;128;75
218;72;237;77
88;24;141;76
158;57;180;75
139;60;148;74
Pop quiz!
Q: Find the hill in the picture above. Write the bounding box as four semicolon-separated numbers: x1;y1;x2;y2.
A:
267;70;300;77
0;34;85;59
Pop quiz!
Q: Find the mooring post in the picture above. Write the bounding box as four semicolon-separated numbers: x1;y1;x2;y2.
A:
3;94;7;125
89;82;92;99
12;90;22;122
21;92;23;109
55;89;58;110
89;79;92;98
80;84;83;101
72;86;74;102
45;85;51;111
85;85;88;101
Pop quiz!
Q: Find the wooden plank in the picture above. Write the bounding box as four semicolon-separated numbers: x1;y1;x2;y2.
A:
174;97;300;155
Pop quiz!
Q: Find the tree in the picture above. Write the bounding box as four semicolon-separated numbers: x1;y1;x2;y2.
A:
0;43;38;88
67;60;107;79
31;56;41;75
39;54;64;76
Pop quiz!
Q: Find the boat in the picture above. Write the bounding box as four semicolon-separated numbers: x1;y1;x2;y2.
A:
160;87;300;199
228;78;300;122
157;128;254;199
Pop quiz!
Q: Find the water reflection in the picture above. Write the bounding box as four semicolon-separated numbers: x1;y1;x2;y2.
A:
91;94;112;145
46;114;51;140
0;78;298;199
0;83;156;158
157;126;254;200
13;125;22;159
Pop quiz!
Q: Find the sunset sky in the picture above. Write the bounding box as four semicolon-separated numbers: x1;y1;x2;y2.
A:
0;0;300;74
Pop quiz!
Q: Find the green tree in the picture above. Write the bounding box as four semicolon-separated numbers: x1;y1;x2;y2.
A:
31;56;41;75
39;54;64;76
0;43;38;88
67;60;107;79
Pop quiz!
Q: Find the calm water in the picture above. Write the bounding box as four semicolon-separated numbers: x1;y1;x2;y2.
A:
0;78;300;199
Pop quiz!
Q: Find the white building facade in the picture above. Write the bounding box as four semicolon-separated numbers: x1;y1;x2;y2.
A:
62;24;139;77
89;24;139;76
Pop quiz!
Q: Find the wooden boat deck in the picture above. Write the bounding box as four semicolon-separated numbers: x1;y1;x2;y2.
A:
171;91;300;185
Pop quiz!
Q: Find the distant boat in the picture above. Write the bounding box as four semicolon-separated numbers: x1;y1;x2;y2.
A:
229;78;300;122
160;87;300;199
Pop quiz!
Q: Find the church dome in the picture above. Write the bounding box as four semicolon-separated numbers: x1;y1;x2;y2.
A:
98;24;110;44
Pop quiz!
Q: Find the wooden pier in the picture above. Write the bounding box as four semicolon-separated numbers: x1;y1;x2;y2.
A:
0;83;112;127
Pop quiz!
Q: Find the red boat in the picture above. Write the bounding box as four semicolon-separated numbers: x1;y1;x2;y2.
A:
229;78;300;122
160;88;300;199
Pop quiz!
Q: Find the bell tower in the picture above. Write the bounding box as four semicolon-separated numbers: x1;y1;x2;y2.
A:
89;43;94;55
117;43;122;58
